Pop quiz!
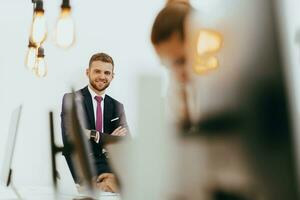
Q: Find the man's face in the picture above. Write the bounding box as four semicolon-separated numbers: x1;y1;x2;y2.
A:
154;32;190;84
86;60;114;93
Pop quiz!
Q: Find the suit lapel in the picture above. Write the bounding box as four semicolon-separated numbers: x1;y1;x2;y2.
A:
81;86;95;129
104;96;113;133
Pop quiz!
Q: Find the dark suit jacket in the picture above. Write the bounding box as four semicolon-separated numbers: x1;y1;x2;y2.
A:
60;86;128;183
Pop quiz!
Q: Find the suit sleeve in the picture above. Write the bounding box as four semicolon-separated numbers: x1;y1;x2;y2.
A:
118;103;130;134
99;102;130;146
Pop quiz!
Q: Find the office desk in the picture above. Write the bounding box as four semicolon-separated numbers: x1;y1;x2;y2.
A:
0;185;121;200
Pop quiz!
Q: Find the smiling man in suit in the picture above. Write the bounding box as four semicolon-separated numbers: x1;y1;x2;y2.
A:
61;52;129;193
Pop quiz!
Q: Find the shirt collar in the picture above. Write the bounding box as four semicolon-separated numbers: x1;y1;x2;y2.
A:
88;85;106;100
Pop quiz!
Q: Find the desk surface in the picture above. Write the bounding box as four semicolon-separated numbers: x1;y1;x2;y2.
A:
0;185;121;200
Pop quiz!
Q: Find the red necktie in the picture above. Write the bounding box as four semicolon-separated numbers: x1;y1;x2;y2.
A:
94;96;103;132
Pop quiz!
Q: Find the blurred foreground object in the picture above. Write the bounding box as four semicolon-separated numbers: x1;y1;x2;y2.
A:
59;91;97;198
151;0;299;199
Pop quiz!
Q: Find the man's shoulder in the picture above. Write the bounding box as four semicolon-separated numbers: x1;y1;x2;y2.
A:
105;95;123;106
62;87;88;103
63;91;81;99
63;87;88;97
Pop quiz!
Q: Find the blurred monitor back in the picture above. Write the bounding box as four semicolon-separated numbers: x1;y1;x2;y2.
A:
63;92;96;192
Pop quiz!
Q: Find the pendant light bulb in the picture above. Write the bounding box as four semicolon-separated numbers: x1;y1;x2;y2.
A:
55;0;75;48
25;40;37;71
30;0;47;45
34;46;48;77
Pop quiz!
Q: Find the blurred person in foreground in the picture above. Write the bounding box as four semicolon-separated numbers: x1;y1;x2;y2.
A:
150;1;299;199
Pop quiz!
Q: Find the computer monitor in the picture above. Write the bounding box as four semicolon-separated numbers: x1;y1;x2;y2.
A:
63;92;96;190
0;105;22;187
50;92;96;198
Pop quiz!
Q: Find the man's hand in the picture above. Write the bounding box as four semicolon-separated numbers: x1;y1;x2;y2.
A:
111;126;127;136
96;173;119;193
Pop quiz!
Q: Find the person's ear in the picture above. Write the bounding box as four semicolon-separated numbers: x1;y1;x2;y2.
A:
112;72;115;79
86;68;89;76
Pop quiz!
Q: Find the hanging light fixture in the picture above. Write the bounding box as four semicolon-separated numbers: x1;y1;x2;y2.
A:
30;0;47;45
25;40;37;71
191;29;223;75
34;46;48;77
55;0;75;48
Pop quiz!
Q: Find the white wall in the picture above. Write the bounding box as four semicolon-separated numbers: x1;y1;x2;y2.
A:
0;0;166;186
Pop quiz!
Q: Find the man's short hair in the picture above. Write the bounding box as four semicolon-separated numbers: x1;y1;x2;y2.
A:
151;2;191;45
89;52;114;68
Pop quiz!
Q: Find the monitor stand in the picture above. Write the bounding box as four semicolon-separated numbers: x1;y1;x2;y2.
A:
6;169;22;199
